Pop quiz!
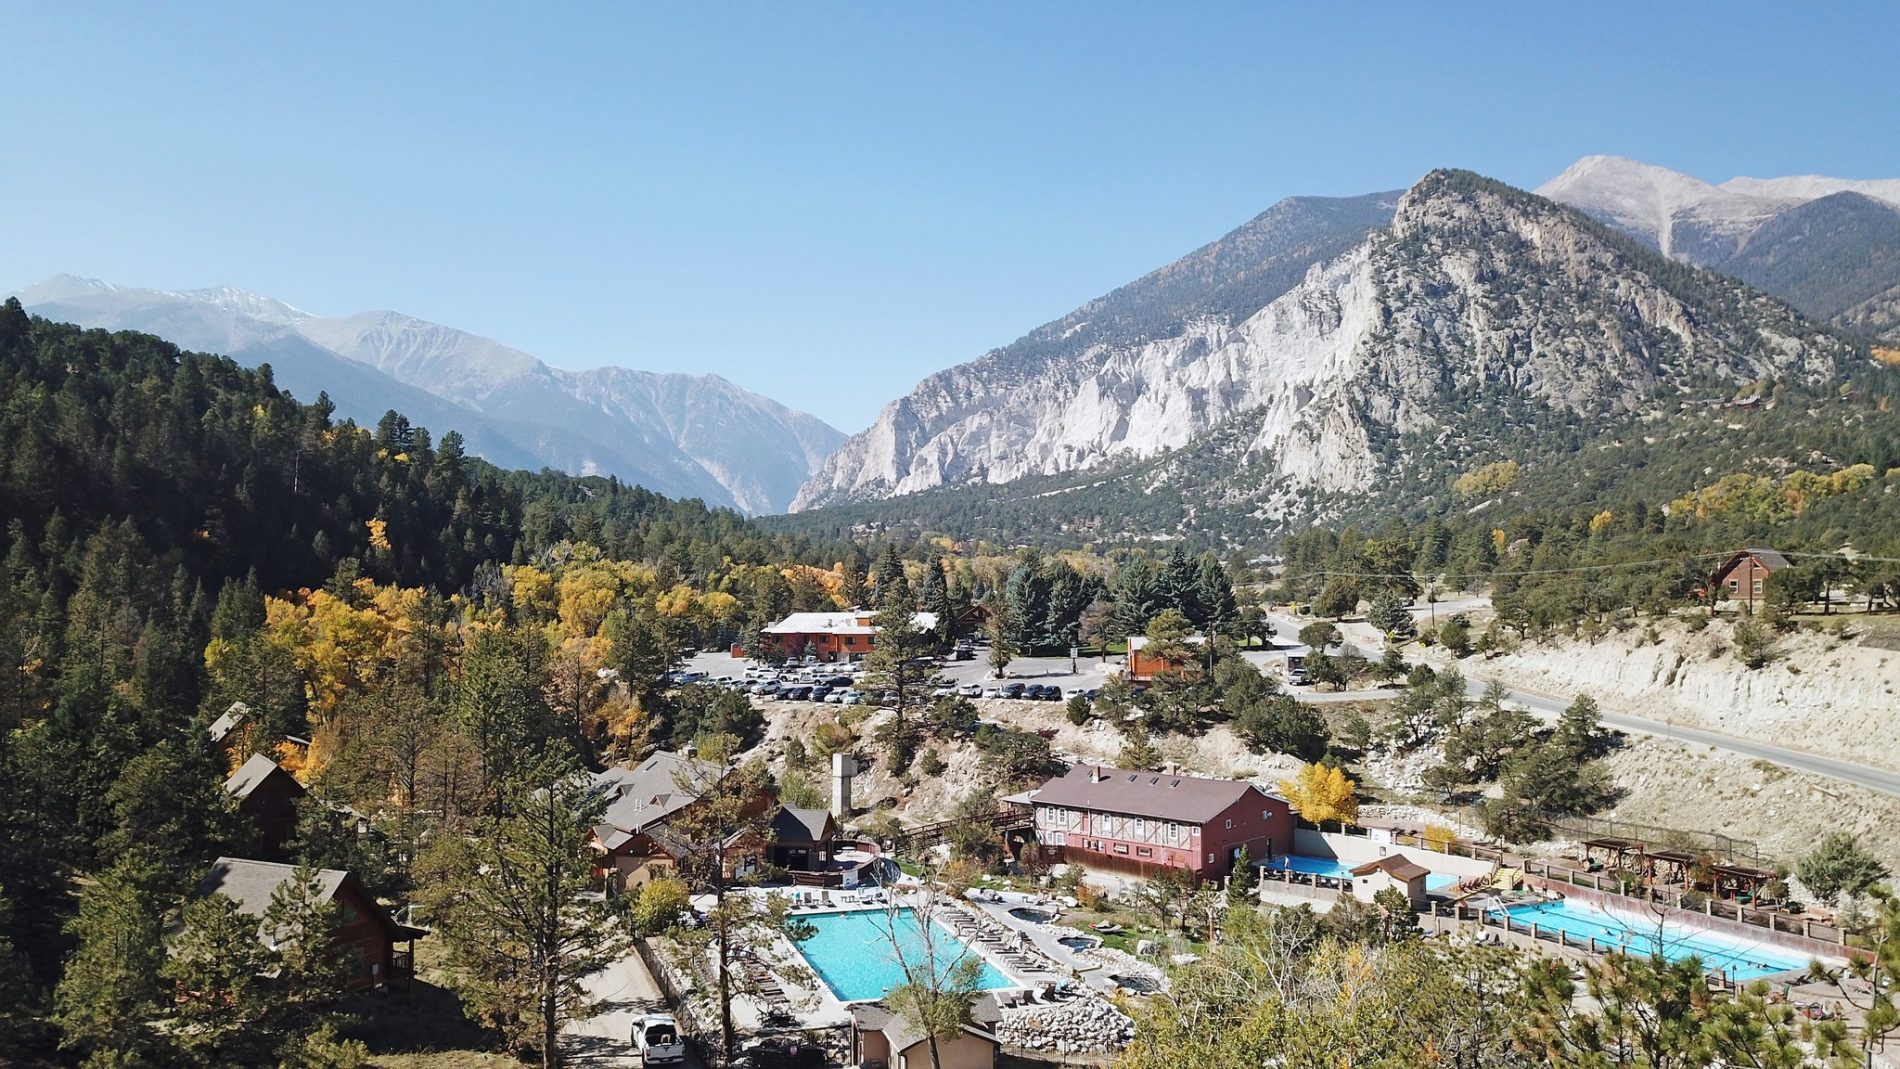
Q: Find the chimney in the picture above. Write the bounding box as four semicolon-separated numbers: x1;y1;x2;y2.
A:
831;752;855;818
1090;766;1103;783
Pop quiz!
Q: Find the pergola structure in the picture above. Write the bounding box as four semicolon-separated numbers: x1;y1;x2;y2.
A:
1580;837;1649;876
1711;863;1775;903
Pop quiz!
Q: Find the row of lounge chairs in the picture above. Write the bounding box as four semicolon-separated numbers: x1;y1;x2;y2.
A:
785;887;893;910
941;902;1056;977
740;953;797;1024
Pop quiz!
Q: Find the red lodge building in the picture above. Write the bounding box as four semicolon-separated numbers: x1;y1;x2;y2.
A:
1020;764;1292;880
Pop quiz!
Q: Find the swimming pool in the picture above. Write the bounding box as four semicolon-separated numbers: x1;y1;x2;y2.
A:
1495;900;1812;981
1264;854;1458;893
793;908;1014;1003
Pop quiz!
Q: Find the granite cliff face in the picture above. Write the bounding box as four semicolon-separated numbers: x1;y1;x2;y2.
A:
795;170;1855;515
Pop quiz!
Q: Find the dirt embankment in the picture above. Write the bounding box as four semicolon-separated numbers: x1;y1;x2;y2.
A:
1603;735;1900;873
1461;618;1900;770
742;698;1306;826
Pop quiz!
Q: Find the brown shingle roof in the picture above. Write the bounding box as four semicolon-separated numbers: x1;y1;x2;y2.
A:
225;753;302;801
1028;764;1272;824
1350;856;1429;881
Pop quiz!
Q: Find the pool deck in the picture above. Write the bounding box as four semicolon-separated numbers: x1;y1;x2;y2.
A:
729;886;1077;1030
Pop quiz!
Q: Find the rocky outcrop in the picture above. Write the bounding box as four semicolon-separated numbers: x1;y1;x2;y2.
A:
795;169;1856;518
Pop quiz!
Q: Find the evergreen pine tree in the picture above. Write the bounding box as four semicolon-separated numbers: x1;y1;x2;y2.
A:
53;858;167;1065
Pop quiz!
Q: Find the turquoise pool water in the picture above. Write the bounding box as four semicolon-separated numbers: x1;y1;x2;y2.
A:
1496;900;1811;981
793;908;1014;1002
1264;854;1458;893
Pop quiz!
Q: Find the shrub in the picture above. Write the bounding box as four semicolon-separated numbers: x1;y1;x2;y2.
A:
918;747;947;777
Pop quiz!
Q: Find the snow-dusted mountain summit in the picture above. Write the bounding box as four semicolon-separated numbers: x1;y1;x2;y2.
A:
14;276;842;513
1538;155;1900;342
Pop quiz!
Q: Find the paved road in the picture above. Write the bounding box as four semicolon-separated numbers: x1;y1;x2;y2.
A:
1259;608;1900;798
1462;675;1900;798
562;949;679;1068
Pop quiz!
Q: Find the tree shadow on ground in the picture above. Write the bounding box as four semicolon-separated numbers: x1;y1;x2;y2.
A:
339;976;501;1056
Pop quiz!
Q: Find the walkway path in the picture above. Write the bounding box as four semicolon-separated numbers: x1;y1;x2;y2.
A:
561;948;683;1068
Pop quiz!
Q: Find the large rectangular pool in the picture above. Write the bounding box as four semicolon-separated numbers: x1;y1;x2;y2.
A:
1496;900;1812;981
793;908;1014;1003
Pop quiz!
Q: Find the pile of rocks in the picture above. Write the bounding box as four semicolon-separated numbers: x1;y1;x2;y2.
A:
996;996;1136;1056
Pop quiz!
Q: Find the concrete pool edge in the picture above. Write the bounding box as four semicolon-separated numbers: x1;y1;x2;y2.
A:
788;904;1032;1005
1492;897;1829;982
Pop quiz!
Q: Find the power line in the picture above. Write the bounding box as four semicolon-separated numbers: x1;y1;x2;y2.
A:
1276;549;1900;585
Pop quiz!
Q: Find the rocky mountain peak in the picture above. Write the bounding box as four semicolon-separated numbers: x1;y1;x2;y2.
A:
793;167;1860;522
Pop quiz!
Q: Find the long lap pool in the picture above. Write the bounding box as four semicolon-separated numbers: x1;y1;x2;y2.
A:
1494;900;1812;981
792;908;1014;1003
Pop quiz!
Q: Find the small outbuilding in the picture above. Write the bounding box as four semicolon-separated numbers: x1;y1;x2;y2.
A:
850;994;1001;1069
1350;855;1430;909
225;753;306;859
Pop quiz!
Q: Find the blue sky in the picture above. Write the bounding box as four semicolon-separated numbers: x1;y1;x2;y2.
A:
3;3;1895;431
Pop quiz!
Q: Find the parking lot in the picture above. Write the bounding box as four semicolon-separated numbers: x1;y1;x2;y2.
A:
680;647;1125;705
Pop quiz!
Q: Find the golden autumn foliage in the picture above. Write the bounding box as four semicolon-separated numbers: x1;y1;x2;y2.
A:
1452;459;1521;499
1279;763;1359;827
262;580;442;719
1588;509;1614;536
1668;463;1878;523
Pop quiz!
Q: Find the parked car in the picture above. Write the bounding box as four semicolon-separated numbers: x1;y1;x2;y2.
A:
1002;683;1026;700
633;1014;685;1066
982;687;1004;699
809;686;832;702
932;684;957;698
958;684;983;698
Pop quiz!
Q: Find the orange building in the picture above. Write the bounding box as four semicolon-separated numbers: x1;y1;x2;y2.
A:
1124;634;1205;682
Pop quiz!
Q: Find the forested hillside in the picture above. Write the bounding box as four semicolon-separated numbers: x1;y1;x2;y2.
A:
0;303;872;1064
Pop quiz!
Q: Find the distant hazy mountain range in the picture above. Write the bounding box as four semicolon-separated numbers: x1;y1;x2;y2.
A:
1537;155;1900;342
792;158;1880;529
13;276;842;513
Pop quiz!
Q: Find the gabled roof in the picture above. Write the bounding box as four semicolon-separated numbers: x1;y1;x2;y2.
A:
1127;634;1206;653
188;856;412;943
225;753;303;801
1350;856;1430;881
852;992;1000;1053
208;701;250;745
1743;546;1792;571
1712;546;1792;579
764;611;939;636
1027;764;1274;824
591;750;723;837
770;806;835;845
